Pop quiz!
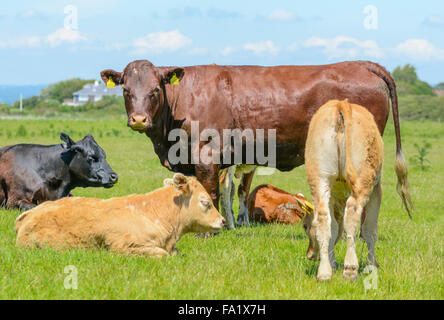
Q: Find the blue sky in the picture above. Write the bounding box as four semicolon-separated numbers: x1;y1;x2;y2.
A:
0;0;443;85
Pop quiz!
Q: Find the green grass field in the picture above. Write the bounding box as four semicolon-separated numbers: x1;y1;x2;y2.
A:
0;118;442;299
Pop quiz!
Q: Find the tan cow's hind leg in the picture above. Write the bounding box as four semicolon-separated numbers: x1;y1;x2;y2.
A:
343;189;371;280
313;178;334;281
124;246;169;258
361;182;382;267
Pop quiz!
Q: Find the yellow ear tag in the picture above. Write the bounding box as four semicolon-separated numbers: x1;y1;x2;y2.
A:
304;200;314;211
170;73;180;85
106;78;116;89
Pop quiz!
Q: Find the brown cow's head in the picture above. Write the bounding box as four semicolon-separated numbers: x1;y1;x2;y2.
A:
100;60;184;133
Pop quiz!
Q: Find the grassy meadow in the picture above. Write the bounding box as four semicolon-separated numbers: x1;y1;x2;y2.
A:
0;118;442;299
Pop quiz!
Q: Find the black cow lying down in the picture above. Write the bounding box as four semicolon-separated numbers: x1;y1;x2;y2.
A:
0;133;118;210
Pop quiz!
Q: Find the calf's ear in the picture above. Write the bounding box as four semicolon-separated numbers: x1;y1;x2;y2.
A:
100;69;124;86
163;178;174;187
60;132;75;148
173;173;190;196
162;68;185;85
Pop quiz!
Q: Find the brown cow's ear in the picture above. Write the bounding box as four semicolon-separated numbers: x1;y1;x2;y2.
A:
163;68;185;85
100;69;124;86
173;173;190;196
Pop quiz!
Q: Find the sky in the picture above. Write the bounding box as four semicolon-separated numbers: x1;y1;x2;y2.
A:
0;0;443;85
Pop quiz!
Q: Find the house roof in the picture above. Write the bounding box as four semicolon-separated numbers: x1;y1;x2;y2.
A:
73;81;122;97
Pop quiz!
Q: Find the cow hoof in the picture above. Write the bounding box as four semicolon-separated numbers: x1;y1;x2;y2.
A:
317;273;332;282
343;265;358;281
195;232;212;238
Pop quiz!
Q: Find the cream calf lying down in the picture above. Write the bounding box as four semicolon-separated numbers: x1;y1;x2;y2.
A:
304;99;413;281
15;173;225;257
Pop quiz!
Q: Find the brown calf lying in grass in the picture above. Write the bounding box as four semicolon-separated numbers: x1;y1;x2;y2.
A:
304;99;413;281
15;173;225;257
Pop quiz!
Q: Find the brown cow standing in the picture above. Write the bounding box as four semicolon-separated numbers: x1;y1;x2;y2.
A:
100;60;406;220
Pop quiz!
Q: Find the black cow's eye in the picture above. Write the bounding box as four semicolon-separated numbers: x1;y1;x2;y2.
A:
88;156;99;163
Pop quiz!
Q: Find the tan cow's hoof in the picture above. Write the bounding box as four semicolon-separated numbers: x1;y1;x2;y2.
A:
343;265;358;281
195;232;212;238
317;273;332;282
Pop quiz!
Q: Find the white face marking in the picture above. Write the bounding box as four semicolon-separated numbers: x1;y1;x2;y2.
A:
126;205;135;212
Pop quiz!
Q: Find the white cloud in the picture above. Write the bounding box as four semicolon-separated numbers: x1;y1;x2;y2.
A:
287;42;298;52
423;16;444;28
396;39;444;61
268;9;294;21
243;40;280;55
304;36;384;59
188;47;208;55
222;46;237;56
133;30;191;54
0;36;41;49
46;28;87;47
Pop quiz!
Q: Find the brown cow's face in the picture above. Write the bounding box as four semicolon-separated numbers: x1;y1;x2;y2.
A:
101;60;184;133
303;213;319;261
170;174;225;233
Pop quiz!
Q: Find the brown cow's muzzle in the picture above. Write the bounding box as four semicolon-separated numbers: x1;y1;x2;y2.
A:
128;114;150;132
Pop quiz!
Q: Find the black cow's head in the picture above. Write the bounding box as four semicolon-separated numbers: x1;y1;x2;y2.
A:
60;133;118;188
100;60;184;133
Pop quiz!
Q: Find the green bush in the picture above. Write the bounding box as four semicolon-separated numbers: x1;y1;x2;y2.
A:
399;95;444;121
392;64;435;96
16;125;27;137
40;78;95;103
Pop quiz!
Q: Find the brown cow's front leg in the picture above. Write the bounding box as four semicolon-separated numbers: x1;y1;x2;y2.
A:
237;169;256;227
195;163;220;209
195;164;220;237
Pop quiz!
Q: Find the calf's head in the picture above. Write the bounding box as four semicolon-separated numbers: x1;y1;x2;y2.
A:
100;60;184;133
60;133;118;188
166;173;225;233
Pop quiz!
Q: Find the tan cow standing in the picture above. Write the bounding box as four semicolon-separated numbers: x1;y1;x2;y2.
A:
304;99;413;281
15;173;225;257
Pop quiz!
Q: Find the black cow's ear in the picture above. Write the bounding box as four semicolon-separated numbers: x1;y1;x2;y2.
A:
163;68;185;85
100;69;124;86
60;132;75;148
71;144;87;156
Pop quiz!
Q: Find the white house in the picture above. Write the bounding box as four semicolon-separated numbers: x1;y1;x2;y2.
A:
65;81;122;106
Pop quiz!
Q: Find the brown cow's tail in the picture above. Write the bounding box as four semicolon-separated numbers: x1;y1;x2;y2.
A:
394;152;414;219
360;61;414;218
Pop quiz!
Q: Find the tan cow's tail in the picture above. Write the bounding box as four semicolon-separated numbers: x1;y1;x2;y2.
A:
338;100;358;194
15;209;32;233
